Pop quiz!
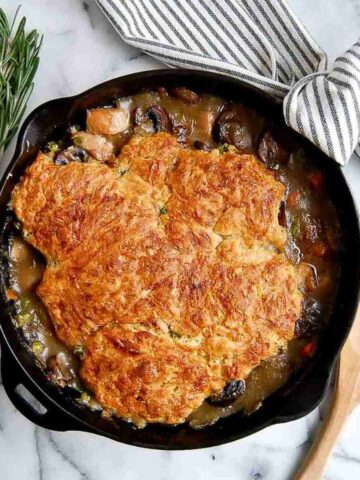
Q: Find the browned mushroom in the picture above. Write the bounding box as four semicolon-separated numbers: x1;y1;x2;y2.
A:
258;127;299;168
46;353;75;387
193;140;211;151
172;86;200;104
72;131;114;162
294;297;323;337
207;380;246;407
145;105;173;132
173;124;189;143
133;106;145;126
213;105;264;153
54;146;88;165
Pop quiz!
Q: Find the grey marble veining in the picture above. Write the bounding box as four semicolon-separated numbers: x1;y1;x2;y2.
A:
0;1;360;479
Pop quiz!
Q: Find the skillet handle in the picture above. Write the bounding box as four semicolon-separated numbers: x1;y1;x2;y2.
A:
0;344;78;432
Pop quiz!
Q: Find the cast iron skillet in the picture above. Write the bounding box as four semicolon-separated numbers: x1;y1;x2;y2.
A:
0;69;359;450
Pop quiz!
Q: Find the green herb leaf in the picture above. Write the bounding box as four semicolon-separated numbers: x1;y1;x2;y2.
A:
290;217;301;238
159;206;168;215
169;329;181;339
46;141;59;153
0;7;42;153
116;166;128;177
73;136;84;147
16;312;32;327
218;143;228;154
80;391;91;403
74;344;85;358
20;297;31;312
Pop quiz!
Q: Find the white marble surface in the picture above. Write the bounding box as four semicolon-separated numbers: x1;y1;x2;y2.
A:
0;1;360;479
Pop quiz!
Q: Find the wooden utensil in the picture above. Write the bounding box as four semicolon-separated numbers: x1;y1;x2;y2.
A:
295;305;360;480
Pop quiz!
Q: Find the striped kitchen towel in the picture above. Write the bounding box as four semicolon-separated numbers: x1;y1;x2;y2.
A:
95;0;360;166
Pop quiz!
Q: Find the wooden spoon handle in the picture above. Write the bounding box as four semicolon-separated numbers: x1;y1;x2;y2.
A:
295;306;360;480
295;355;359;479
294;365;342;480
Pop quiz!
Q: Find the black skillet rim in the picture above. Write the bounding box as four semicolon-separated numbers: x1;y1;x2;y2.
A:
0;69;359;450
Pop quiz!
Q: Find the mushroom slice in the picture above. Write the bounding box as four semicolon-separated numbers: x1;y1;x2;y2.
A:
258;129;291;167
172;87;200;104
207;380;246;407
213;105;265;154
54;146;88;165
87;107;130;135
145;105;173;133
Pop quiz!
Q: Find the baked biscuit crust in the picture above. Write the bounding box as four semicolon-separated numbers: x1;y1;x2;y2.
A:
12;133;304;424
81;323;211;425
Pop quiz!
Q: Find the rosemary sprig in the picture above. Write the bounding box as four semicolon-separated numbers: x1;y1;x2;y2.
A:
0;7;42;153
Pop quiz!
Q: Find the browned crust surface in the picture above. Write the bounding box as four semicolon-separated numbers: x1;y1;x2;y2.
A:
81;323;212;425
12;132;303;424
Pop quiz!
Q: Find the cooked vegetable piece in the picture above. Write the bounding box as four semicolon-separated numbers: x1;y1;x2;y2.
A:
172;86;200;104
72;131;113;162
295;297;322;337
300;341;316;358
6;288;17;300
193;140;211;151
47;354;75;386
213;105;263;153
207;380;246;407
215;113;250;151
157;86;168;97
74;344;85;358
258;129;289;167
218;143;228;153
308;172;323;190
311;240;330;258
173;124;188;143
16;312;32;327
290;217;301;238
54;146;88;165
146;105;172;132
46;141;60;153
133;106;144;125
80;391;91;403
32;340;44;355
87;107;129;135
287;191;300;208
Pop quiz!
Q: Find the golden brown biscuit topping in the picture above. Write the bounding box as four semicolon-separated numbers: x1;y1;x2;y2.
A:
12;132;303;424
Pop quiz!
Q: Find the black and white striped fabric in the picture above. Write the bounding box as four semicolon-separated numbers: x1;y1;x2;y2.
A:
96;0;360;165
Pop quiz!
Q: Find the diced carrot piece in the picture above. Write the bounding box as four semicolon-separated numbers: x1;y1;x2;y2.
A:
300;341;317;358
6;288;17;301
311;240;330;258
287;191;300;208
308;172;323;190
